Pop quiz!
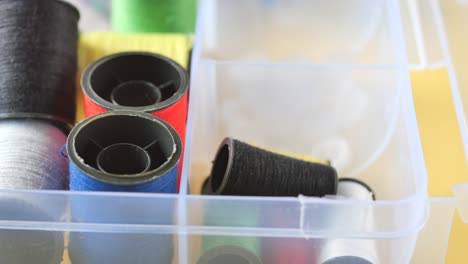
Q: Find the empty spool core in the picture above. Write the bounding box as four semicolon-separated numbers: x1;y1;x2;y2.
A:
83;52;188;112
97;143;151;175
111;80;162;107
69;113;182;185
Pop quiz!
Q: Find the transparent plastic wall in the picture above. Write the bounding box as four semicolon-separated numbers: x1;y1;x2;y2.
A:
188;0;428;263
0;0;458;264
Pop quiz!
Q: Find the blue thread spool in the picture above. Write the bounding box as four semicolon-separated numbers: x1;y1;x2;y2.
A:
67;110;181;193
67;111;181;264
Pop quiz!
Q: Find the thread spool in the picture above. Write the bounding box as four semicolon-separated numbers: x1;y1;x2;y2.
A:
68;111;182;193
81;52;189;190
201;177;211;195
261;211;313;264
0;196;64;264
199;177;262;264
210;138;338;196
111;0;197;33
0;119;68;190
68;111;179;264
318;178;377;264
0;0;79;129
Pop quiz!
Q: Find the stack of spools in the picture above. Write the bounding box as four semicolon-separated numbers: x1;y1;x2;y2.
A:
0;0;79;263
78;51;189;190
67;46;189;264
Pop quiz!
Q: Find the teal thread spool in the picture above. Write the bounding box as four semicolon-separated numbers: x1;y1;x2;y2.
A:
111;0;197;33
198;178;262;264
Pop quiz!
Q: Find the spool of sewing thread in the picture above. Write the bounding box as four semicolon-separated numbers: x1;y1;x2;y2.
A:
81;52;189;190
0;119;69;190
0;0;79;129
198;177;262;264
0;196;64;264
318;178;377;264
261;215;313;264
68;111;182;192
0;119;68;264
68;111;180;264
111;0;197;33
210;138;338;196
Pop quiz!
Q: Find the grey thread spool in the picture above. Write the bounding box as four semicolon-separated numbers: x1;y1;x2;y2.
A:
0;119;68;264
319;178;377;264
0;196;65;264
0;119;68;190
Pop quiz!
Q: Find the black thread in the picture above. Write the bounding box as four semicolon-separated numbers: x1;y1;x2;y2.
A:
210;138;338;197
0;0;79;129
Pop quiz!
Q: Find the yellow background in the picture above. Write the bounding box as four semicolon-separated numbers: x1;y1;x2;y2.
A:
411;69;468;264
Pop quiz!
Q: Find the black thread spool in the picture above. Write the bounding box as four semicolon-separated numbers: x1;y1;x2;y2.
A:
0;0;79;129
319;178;377;264
210;138;338;196
0;196;64;264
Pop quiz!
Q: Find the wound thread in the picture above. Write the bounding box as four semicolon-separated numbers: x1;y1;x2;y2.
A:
0;118;68;263
67;111;182;193
0;196;64;264
0;119;68;190
319;178;377;264
210;138;338;196
199;177;262;264
81;51;189;190
0;0;79;129
111;0;197;33
67;111;180;264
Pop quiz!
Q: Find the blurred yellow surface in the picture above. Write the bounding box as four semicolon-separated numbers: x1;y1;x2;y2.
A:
411;69;468;264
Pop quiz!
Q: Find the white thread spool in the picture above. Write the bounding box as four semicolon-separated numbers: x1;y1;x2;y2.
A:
319;179;377;264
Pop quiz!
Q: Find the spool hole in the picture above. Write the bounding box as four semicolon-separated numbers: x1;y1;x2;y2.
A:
111;80;162;107
97;143;151;175
210;144;229;193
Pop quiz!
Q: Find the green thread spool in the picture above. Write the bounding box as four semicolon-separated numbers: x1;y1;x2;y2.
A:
111;0;197;33
198;178;262;264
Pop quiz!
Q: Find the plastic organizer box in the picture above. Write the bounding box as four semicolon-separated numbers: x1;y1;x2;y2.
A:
0;0;459;263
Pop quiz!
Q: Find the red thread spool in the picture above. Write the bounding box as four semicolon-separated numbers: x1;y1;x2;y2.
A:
81;52;189;190
261;209;316;264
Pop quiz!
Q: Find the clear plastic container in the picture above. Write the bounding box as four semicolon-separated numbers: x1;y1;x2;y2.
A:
188;0;429;263
0;0;456;263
